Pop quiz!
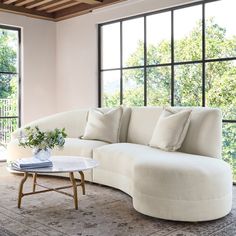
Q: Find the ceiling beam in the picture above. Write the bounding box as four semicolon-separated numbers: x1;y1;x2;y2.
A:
54;0;125;21
14;0;36;7
76;0;102;4
0;2;54;20
47;2;81;13
25;0;53;9
3;0;18;4
37;0;72;11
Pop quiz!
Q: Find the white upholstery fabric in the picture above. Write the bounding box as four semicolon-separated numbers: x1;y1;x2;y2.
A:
119;107;132;142
11;109;89;139
127;107;222;158
149;109;192;151
91;107;131;143
93;143;232;221
83;107;123;143
93;143;136;195
127;107;163;145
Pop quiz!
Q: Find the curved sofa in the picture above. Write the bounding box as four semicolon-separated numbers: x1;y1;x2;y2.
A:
7;106;232;222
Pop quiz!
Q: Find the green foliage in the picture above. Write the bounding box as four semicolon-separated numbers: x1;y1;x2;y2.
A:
123;87;144;106
0;30;17;73
18;126;67;151
206;62;236;119
147;67;171;106
0;29;18;144
0;29;17;99
222;124;236;177
174;64;202;106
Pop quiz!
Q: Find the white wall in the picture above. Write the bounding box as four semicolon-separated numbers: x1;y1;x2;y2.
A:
56;0;199;112
0;12;56;125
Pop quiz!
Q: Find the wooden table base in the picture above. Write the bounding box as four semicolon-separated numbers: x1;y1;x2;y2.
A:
17;171;85;209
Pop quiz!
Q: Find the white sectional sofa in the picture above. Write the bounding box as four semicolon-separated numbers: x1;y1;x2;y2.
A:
7;107;232;222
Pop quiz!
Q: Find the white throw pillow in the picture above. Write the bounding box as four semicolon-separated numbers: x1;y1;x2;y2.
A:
83;107;123;143
149;108;192;151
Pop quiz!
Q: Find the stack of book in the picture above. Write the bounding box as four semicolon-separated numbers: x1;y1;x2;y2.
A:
11;158;53;169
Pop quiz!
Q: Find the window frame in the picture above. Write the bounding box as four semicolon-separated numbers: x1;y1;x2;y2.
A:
0;24;21;128
98;0;236;125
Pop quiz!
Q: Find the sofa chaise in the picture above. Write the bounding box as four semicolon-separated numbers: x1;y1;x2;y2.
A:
7;106;232;222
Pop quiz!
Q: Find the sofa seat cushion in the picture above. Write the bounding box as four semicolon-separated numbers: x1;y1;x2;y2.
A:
132;147;231;200
94;143;231;199
7;138;109;162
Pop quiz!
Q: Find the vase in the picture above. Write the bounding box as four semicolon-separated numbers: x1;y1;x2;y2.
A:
33;148;51;161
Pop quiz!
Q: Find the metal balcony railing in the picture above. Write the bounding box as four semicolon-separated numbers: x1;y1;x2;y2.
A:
0;99;18;144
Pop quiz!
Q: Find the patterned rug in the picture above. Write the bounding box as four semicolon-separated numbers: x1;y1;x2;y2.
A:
0;163;236;236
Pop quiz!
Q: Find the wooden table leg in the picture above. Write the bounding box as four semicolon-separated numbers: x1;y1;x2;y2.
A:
79;171;85;195
18;172;28;208
69;172;78;210
32;173;37;192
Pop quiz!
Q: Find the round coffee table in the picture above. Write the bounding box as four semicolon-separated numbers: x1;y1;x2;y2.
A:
9;156;99;209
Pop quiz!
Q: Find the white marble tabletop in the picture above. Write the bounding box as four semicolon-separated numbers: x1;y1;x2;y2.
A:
9;156;99;173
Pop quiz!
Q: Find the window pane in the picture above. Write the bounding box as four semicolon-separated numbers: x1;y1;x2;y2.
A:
174;64;202;106
0;74;18;116
222;123;236;180
123;18;144;67
0;29;18;73
101;23;120;69
206;61;236;120
123;69;144;106
101;70;120;107
147;66;171;106
206;0;236;59
174;5;202;62
147;12;171;65
0;117;18;144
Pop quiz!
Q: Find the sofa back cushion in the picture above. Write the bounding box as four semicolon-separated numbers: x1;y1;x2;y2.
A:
127;107;222;158
14;109;89;139
149;109;192;151
83;107;123;143
96;107;131;143
127;107;163;145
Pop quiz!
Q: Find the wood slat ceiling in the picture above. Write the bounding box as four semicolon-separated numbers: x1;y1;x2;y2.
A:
0;0;125;21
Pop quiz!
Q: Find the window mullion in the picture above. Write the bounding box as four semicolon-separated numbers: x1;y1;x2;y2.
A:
144;16;147;106
171;10;174;106
98;25;102;107
120;21;123;105
202;3;206;107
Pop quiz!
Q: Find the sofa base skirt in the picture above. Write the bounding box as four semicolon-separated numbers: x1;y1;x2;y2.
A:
133;190;232;222
93;168;232;222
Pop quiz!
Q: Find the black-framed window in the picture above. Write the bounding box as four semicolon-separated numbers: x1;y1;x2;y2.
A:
98;0;236;179
0;25;21;144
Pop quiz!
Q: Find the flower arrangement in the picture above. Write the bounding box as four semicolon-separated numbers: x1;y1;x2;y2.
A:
19;126;67;155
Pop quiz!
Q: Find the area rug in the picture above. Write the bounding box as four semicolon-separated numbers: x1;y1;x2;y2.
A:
0;163;236;236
